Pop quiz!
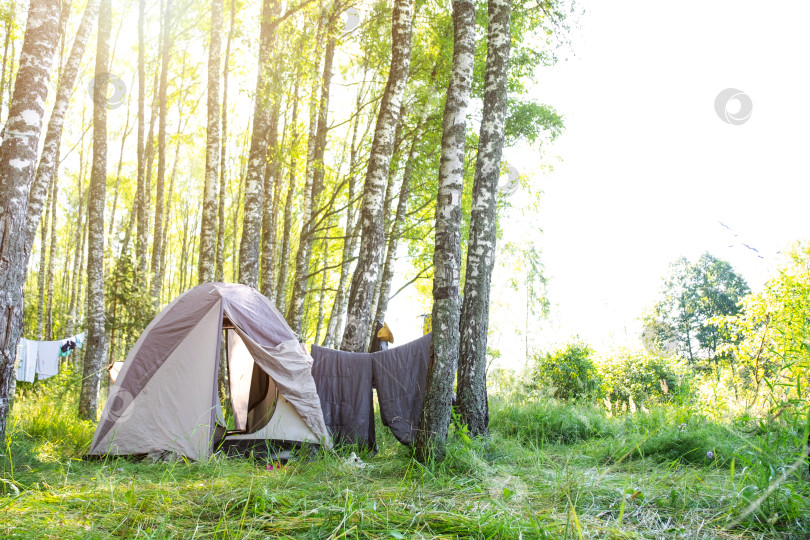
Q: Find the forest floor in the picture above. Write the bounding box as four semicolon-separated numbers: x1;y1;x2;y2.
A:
2;374;809;539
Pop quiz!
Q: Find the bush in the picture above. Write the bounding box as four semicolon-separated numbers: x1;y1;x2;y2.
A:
598;348;691;413
526;340;602;401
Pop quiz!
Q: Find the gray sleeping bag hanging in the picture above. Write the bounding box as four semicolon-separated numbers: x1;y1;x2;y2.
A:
310;333;431;448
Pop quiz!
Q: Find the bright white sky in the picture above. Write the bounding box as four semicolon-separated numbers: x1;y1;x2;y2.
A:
389;0;810;368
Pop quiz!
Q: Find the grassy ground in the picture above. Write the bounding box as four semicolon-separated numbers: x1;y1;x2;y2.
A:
1;373;809;539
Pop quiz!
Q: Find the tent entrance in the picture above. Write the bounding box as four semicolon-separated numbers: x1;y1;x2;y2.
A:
222;319;278;435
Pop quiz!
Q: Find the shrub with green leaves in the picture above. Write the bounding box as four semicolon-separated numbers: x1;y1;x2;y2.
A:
527;340;602;401
598;348;691;413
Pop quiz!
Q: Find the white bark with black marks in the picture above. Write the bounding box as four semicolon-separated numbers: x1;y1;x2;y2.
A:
375;117;424;324
151;0;172;302
289;28;336;334
276;79;299;312
135;0;147;282
24;0;100;260
340;0;414;352
457;0;512;438
79;0;111;421
0;0;66;443
238;0;281;289
216;0;236;282
414;0;476;463
198;0;223;284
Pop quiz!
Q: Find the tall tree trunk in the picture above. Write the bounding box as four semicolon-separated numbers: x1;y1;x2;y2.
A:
0;1;15;123
135;0;147;283
66;112;88;338
340;0;414;352
231;129;248;283
414;0;476;463
0;0;65;442
45;156;59;340
457;0;512;438
198;0;222;284
375;118;423;324
313;237;330;345
36;173;53;339
322;69;370;348
216;0;236;282
288;28;336;334
238;0;281;288
151;0;172;302
24;0;100;259
108;90;133;236
276;79;299;313
260;94;282;299
367;121;404;342
78;0;111;421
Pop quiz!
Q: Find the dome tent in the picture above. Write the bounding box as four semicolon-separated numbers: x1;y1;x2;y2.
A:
88;282;331;461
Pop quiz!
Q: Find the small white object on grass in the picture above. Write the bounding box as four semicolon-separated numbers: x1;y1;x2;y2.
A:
342;452;368;469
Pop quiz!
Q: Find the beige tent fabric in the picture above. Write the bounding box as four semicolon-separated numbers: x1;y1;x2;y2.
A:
226;396;321;444
108;361;124;384
226;329;253;431
90;301;222;460
235;334;331;448
89;282;331;459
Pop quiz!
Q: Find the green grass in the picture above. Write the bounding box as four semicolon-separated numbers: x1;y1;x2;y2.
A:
1;378;809;539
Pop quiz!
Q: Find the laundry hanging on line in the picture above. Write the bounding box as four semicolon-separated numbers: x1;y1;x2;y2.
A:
15;332;86;382
310;333;431;450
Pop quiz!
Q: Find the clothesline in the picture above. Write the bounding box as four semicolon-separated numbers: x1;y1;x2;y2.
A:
15;332;86;382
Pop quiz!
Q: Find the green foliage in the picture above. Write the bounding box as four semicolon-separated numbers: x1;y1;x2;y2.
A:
643;253;750;367
504;99;564;146
714;242;810;406
598;348;692;413
527;340;602;401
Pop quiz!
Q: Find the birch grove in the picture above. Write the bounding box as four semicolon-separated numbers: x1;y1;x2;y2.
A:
414;0;476;462
457;0;513;438
0;0;565;445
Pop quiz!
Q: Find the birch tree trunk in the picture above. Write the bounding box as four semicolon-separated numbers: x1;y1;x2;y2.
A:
24;0;100;259
36;175;53;339
0;1;14;123
367;121;404;343
414;0;476;463
216;0;236;282
375;119;423;323
45;158;59;340
340;0;414;352
288;29;336;334
0;0;65;442
78;0;111;421
66;118;88;338
151;0;172;302
457;0;512;438
276;79;299;313
238;0;281;288
260;95;282;300
322;69;370;347
313;237;330;345
135;0;147;283
198;0;222;284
